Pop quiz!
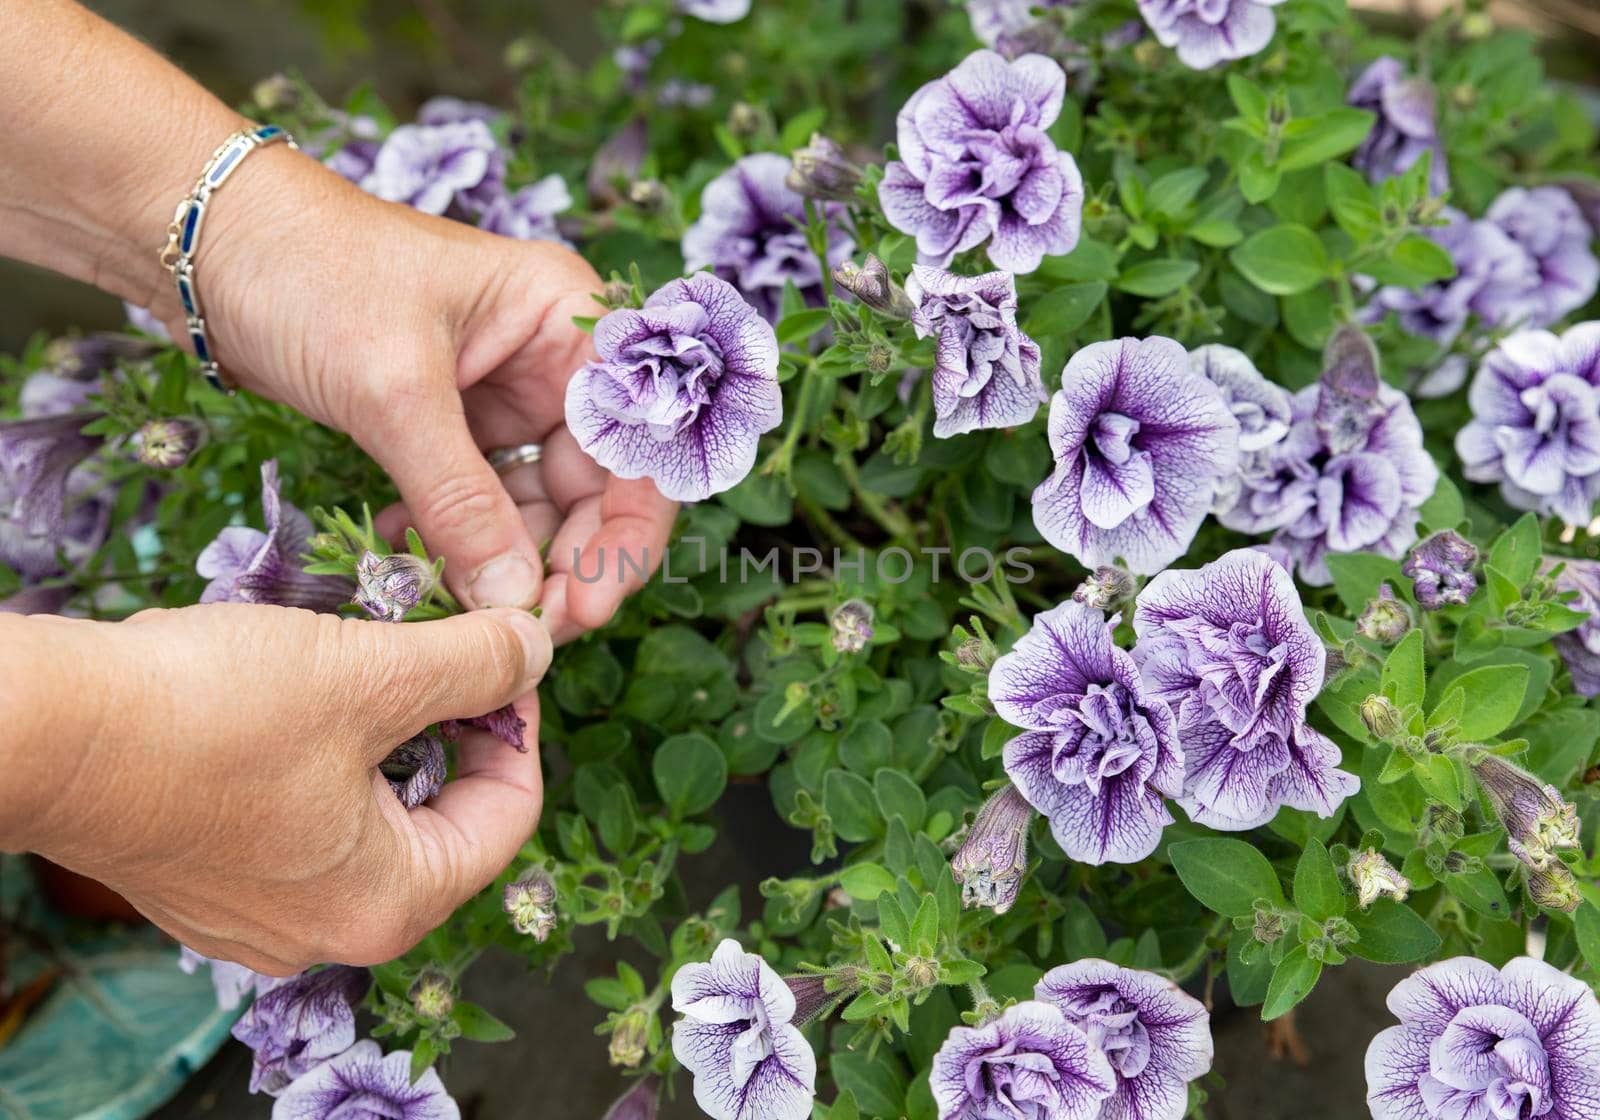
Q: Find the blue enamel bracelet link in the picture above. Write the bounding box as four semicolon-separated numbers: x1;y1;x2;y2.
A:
158;124;297;393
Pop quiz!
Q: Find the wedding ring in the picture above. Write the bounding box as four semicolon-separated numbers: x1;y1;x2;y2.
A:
487;443;544;474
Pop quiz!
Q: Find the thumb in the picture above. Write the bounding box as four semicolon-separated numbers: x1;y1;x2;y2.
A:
364;375;542;610
359;608;553;750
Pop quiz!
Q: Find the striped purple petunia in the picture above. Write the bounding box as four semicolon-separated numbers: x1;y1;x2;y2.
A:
1036;960;1213;1120
990;600;1183;865
1366;956;1600;1120
909;266;1048;438
670;939;817;1120
1457;323;1600;527
1132;548;1356;830
930;1000;1116;1120
273;1039;459;1120
1346;57;1448;196
0;406;107;581
880;50;1084;274
565;272;782;502
1032;336;1240;575
1136;0;1286;70
232;966;370;1095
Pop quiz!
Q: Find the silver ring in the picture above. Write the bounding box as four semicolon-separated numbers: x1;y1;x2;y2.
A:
487;443;543;474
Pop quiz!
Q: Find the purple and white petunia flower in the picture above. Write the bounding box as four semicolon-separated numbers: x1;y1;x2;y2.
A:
670;939;817;1120
880;50;1084;274
414;96;503;128
0;409;107;581
1136;0;1287;70
1036;960;1213;1120
360;120;503;217
1402;530;1479;611
1133;548;1356;830
1347;57;1448;196
1032;336;1241;575
682;153;854;323
1366;956;1600;1120
273;1039;459;1120
381;734;448;808
179;947;284;1011
565;272;781;502
479;174;574;247
1485;186;1600;330
1456;323;1600;526
990;600;1183;865
930;1000;1116;1120
965;0;1077;47
196;460;355;613
908;266;1048;438
1190;345;1292;521
677;0;751;22
232;966;370;1095
1546;557;1600;696
1219;334;1438;585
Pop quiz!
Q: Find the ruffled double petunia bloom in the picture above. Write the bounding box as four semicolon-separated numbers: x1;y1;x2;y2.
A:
566;272;782;502
1136;0;1287;70
231;966;371;1095
1366;957;1600;1120
1031;336;1241;576
1456;322;1600;527
1346;57;1449;196
274;1039;459;1120
931;1000;1115;1120
880;50;1084;275
990;600;1183;865
1133;548;1356;830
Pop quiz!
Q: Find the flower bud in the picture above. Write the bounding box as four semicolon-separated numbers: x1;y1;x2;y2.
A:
1460;11;1493;39
504;868;558;940
1317;325;1383;455
381;734;447;808
1526;863;1581;914
1403;530;1478;611
252;73;299;112
1472;755;1580;871
1419;803;1464;846
45;332;161;377
950;785;1032;915
1348;848;1410;909
603;278;636;308
408;967;455;1021
954;635;997;673
602;1074;661;1120
1071;565;1136;611
832;256;916;320
726;102;762;139
353;551;435;622
608;1006;652;1069
1252;907;1285;946
830;599;875;654
1359;694;1405;741
903;956;940;991
133;417;205;470
1357;584;1412;645
783;973;834;1026
628;179;667;212
785;133;864;203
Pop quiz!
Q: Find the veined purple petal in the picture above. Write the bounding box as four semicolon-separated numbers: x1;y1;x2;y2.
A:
273;1039;459;1120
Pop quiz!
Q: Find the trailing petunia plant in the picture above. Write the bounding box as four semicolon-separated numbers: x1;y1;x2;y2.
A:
7;0;1600;1117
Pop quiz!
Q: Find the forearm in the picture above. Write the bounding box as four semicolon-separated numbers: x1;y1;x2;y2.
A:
0;615;113;853
0;0;247;312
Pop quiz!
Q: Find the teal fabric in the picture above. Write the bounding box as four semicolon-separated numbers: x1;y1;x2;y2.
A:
0;864;237;1120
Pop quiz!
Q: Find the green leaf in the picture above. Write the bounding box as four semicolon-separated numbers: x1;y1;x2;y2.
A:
1293;838;1347;922
1024;281;1107;337
1440;664;1531;740
1414;753;1464;810
1387;236;1457;284
1231;224;1328;295
1381;629;1425;710
1226;73;1269;122
874;768;927;831
1489;513;1541;588
1115;258;1200;298
776;307;832;344
1038;237;1119;282
1169;838;1284;916
1445;867;1511;919
1262;946;1322;1021
910;894;940;953
1325;163;1381;240
409;1038;439;1084
838;861;897;901
652;732;728;817
1574;902;1600;975
1277;108;1375;171
454;1001;516;1042
1418;475;1465;533
1349;900;1444;964
824;769;883;843
1146;168;1209;216
840;720;894;773
1226;929;1273;1006
1239;151;1281;204
1325;552;1407;615
831;1051;907;1120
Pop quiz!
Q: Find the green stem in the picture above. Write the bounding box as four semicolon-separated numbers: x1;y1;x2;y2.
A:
1158;915;1230;984
763;365;823;479
837;454;914;542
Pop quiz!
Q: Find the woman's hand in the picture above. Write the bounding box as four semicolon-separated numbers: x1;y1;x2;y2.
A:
185;149;678;643
3;603;552;974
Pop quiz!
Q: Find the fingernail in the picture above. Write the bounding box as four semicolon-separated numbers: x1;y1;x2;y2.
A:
468;553;538;610
501;610;553;686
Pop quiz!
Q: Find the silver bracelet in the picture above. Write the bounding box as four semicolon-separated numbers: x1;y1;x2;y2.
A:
158;124;298;393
